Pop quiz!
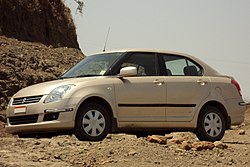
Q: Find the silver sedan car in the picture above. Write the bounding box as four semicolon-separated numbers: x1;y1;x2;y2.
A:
5;49;247;141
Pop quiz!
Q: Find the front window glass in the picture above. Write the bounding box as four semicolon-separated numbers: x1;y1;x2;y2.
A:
118;53;159;76
61;52;122;78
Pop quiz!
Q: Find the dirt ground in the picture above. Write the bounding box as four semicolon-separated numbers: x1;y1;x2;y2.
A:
0;107;249;167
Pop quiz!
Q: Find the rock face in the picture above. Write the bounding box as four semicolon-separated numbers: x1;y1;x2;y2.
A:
0;0;79;49
191;141;215;151
146;132;229;151
146;135;167;144
180;141;192;150
0;36;84;111
238;129;246;135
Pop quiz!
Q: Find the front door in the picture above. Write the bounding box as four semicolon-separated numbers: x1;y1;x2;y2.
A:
113;52;166;123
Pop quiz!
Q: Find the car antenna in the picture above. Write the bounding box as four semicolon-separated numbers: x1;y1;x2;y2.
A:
103;26;110;52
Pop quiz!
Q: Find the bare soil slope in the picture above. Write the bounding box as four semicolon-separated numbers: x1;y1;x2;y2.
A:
0;36;84;111
0;0;79;49
0;108;249;167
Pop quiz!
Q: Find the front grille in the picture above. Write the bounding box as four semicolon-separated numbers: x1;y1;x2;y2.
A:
9;114;39;125
12;95;43;105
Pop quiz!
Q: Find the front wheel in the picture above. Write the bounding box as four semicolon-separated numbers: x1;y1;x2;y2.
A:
195;106;226;142
74;103;111;141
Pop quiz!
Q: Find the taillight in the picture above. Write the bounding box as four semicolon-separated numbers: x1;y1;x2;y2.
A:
231;79;241;96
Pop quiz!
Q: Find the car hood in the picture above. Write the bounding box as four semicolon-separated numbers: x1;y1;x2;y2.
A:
13;77;98;98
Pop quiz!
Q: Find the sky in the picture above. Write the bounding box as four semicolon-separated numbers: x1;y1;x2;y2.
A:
67;0;250;100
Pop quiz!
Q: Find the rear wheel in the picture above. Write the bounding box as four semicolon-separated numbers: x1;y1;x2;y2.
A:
74;103;110;141
196;106;226;142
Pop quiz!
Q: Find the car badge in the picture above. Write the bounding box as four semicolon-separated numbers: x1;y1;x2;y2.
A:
22;98;26;104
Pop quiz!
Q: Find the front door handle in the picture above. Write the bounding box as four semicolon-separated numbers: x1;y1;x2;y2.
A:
197;80;207;85
153;80;164;86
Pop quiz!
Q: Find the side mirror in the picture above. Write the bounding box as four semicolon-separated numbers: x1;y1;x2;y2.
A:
119;66;137;77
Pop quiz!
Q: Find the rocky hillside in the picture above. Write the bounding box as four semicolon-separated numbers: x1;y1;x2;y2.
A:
0;36;84;111
0;0;79;49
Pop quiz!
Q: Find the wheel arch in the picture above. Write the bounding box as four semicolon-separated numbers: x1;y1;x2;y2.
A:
75;96;117;132
199;101;230;129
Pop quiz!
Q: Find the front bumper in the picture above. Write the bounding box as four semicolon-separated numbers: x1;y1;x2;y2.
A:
5;96;78;134
5;119;74;134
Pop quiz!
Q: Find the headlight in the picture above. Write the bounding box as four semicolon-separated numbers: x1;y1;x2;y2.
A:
44;84;74;103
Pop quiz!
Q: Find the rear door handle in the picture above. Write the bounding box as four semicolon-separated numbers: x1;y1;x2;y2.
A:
153;80;164;86
197;80;207;85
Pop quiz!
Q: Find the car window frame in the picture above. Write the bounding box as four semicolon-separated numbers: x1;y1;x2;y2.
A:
158;53;204;76
110;52;162;77
104;52;127;76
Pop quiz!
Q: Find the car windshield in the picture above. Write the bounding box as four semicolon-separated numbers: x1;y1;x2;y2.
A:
60;52;122;78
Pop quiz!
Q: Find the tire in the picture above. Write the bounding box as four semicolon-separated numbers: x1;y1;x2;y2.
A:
195;106;226;142
74;103;111;141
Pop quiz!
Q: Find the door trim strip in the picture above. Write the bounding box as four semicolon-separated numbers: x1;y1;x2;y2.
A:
118;104;196;107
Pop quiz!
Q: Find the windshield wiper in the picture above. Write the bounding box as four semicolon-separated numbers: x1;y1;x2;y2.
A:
58;74;101;79
76;74;101;78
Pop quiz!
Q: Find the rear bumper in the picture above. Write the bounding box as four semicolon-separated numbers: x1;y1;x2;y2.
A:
226;99;247;125
239;101;250;106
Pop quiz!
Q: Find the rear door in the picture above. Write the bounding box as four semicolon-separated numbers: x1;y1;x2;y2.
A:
160;54;211;122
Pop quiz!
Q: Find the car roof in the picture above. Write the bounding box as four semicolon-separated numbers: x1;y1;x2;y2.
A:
92;49;220;76
95;49;187;56
94;49;201;61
